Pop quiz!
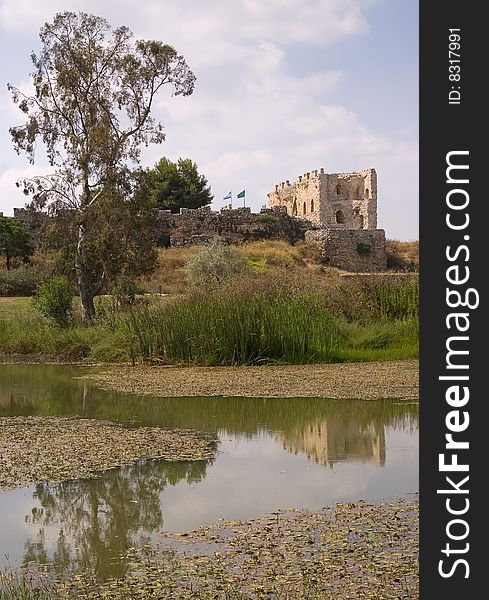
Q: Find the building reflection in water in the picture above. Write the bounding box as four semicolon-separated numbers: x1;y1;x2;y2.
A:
276;416;386;467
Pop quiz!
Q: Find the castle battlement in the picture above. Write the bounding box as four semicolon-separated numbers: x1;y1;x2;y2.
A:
268;167;386;271
268;167;377;230
12;166;387;272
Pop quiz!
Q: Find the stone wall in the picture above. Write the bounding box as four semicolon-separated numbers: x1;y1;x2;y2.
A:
13;191;388;272
267;168;377;230
305;228;387;272
157;205;311;247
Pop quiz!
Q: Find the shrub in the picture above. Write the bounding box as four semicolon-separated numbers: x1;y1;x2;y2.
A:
111;275;143;307
357;242;372;255
0;265;42;296
32;276;73;327
185;239;250;290
386;239;419;272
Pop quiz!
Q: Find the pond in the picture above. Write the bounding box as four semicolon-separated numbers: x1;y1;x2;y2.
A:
0;364;418;580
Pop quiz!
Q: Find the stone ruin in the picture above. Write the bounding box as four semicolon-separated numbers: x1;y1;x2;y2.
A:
13;167;387;273
156;205;310;247
267;167;386;271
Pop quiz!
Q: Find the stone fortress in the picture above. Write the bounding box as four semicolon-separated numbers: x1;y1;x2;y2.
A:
267;167;377;228
267;167;386;271
14;167;387;272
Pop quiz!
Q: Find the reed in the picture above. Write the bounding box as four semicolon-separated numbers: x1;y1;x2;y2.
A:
120;290;343;365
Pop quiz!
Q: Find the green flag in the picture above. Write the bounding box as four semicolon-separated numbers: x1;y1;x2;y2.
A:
237;189;245;198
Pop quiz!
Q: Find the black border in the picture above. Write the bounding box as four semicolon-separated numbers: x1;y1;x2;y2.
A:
420;2;484;596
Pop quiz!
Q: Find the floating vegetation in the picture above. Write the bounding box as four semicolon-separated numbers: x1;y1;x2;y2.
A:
85;359;419;401
0;416;217;491
56;498;418;599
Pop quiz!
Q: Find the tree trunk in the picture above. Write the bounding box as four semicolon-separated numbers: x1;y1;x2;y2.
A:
6;253;10;271
75;220;96;323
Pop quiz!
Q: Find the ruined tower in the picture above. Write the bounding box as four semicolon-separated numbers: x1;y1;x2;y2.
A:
267;168;386;271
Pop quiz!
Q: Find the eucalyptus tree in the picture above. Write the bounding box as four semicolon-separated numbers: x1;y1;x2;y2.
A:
9;11;195;320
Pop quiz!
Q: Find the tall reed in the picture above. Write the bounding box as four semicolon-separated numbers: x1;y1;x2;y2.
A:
120;290;343;365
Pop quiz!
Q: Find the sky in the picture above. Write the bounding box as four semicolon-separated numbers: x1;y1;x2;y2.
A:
0;0;418;240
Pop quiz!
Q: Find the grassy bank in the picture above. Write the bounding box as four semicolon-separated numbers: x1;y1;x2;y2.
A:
144;240;418;294
0;273;418;365
0;572;55;600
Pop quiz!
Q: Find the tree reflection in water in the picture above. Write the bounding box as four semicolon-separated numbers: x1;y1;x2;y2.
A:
0;365;418;578
23;459;210;579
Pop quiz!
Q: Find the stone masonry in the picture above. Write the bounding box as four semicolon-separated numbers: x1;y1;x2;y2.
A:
13;167;387;272
267;167;386;271
156;205;310;247
267;168;377;229
305;228;387;272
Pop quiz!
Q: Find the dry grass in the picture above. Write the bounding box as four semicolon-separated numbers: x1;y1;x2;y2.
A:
386;239;419;271
141;246;199;294
141;241;325;294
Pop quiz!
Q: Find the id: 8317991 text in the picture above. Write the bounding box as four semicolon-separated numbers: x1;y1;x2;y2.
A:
448;29;461;105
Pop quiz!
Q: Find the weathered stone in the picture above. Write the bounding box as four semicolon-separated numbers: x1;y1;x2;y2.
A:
268;168;377;229
305;228;387;272
268;167;387;271
12;166;388;272
156;206;310;247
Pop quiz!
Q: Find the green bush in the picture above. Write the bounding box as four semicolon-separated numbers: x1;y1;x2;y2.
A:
32;276;73;327
185;239;251;290
356;242;372;255
111;275;143;307
0;265;42;296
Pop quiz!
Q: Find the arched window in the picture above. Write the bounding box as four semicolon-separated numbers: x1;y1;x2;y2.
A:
365;188;370;198
303;202;307;215
311;199;314;212
359;215;365;229
335;210;345;224
336;184;341;195
292;199;298;216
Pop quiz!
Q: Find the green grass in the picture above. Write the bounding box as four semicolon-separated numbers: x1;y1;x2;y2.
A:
119;277;419;366
0;312;125;362
337;318;419;362
0;276;418;365
120;293;343;365
0;297;36;322
0;570;59;600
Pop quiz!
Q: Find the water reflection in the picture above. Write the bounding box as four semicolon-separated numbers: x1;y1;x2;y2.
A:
22;460;208;579
277;418;386;467
0;364;418;578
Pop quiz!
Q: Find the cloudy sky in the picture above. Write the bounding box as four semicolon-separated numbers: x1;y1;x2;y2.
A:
0;0;418;240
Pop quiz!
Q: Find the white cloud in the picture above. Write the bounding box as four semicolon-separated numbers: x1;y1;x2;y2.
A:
0;166;52;216
0;0;417;239
0;0;370;45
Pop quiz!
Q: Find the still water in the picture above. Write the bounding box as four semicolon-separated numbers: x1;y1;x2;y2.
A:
0;364;418;579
